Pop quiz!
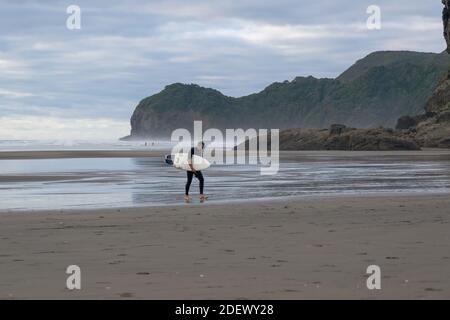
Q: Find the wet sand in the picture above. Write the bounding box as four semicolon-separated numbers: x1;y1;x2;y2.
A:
0;150;167;160
2;149;450;160
1;194;449;299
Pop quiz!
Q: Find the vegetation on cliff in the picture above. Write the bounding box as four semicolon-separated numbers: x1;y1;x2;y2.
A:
126;51;450;139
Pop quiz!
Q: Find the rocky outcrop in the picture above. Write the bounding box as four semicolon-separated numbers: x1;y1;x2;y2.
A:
414;110;450;148
425;68;450;114
396;67;450;148
284;126;419;151
443;0;450;53
396;115;423;130
238;124;420;151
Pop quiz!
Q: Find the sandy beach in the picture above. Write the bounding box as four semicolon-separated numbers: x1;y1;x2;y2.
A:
1;193;449;300
3;0;450;305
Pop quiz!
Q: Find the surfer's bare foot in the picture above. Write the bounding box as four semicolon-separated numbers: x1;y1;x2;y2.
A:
200;194;208;202
184;196;192;203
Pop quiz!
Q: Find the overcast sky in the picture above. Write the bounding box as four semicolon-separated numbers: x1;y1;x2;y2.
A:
0;0;445;140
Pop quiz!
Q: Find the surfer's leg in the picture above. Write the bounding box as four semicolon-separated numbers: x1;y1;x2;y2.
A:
196;171;207;202
185;171;194;195
195;171;204;194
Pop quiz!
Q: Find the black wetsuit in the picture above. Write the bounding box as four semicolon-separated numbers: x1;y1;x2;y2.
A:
185;147;204;196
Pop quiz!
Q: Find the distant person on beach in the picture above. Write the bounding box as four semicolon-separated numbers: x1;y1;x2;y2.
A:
185;141;207;203
443;0;450;53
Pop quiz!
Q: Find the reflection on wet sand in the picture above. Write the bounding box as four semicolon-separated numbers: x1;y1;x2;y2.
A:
0;151;449;211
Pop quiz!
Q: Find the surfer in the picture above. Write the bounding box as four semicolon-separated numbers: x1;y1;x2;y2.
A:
185;141;207;203
443;0;450;53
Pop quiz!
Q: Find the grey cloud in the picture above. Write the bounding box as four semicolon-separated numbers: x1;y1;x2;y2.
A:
0;0;446;139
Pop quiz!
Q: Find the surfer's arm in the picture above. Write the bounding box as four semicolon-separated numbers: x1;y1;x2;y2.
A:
188;147;196;172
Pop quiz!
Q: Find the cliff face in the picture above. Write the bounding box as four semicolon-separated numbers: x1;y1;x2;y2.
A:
425;68;450;114
126;51;450;139
129;84;235;138
395;67;450;148
414;68;450;148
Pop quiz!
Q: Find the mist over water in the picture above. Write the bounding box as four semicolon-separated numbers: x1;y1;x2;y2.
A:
0;139;242;152
1;151;449;212
0;140;173;151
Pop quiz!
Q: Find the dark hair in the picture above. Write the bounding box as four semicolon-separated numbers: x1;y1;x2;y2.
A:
196;141;205;149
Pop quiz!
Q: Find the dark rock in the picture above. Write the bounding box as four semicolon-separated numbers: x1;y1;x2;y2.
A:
438;138;450;148
437;110;450;123
119;135;133;141
237;127;420;151
396;116;418;130
443;0;450;53
329;124;348;136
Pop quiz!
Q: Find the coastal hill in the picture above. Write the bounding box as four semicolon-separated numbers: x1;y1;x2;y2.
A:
237;65;450;151
124;51;450;140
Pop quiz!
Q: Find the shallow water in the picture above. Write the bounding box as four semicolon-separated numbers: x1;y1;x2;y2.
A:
0;152;450;211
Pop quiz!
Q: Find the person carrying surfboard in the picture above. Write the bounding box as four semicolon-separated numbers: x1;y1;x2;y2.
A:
185;141;207;203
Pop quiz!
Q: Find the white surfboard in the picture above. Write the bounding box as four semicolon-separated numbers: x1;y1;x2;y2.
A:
170;153;211;171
